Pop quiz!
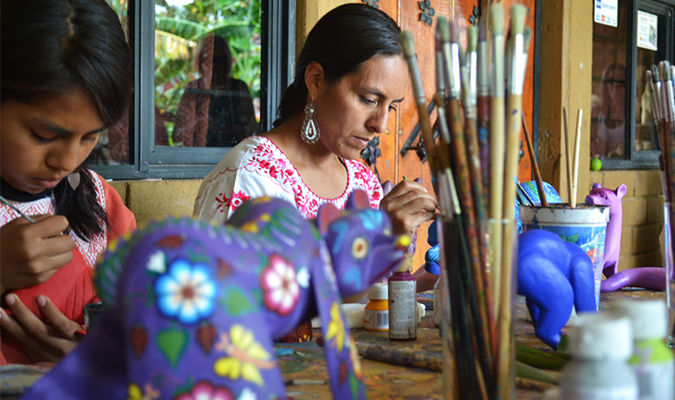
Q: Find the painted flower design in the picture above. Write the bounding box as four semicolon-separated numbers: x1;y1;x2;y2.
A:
155;259;217;324
214;325;276;386
174;381;233;400
128;382;159;400
347;335;363;379
261;254;300;316
325;302;346;352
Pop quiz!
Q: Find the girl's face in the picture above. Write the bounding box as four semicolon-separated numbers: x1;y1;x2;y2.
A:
313;54;408;160
0;88;104;193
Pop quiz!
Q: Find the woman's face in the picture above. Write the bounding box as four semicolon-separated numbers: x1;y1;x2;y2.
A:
0;88;104;193
313;54;408;160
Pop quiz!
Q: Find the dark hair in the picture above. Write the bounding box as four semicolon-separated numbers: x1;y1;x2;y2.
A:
273;4;403;127
1;0;133;240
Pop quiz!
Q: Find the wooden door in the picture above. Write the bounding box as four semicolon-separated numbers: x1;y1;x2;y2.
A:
367;0;537;270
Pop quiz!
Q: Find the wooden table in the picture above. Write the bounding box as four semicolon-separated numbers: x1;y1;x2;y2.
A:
0;290;665;399
276;289;666;400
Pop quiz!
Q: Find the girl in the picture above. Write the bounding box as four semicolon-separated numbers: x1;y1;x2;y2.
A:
0;0;135;364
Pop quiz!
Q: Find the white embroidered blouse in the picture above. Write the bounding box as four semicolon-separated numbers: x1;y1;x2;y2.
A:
193;136;383;223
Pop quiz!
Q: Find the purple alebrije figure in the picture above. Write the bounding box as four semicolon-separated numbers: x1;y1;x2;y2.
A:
23;191;409;400
517;229;597;349
585;183;667;292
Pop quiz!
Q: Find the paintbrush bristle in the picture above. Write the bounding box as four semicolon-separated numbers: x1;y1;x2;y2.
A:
652;65;661;82
401;30;416;58
523;27;532;54
510;4;527;35
490;3;504;36
438;16;450;43
660;61;671;81
449;20;460;44
468;25;478;53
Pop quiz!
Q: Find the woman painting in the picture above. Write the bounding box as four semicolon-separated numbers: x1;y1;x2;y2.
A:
193;4;438;341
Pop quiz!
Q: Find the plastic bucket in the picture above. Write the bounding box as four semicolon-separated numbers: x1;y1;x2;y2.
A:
519;204;610;310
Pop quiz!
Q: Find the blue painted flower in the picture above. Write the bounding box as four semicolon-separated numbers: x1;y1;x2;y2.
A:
155;259;217;324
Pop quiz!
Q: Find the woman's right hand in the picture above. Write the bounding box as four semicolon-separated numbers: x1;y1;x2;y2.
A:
0;215;74;294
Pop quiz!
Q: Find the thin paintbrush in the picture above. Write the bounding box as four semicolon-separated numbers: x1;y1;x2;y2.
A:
498;6;527;400
571;109;583;208
464;25;487;225
0;195;36;223
522;111;548;207
488;3;506;351
477;15;491;210
563;107;574;206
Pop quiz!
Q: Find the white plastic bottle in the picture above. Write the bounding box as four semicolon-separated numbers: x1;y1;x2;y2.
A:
611;299;675;400
559;313;638;400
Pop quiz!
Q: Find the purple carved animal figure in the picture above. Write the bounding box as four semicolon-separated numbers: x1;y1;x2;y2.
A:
585;183;667;292
517;229;597;349
23;192;409;400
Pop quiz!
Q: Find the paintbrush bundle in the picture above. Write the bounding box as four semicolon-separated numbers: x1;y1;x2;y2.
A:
646;61;675;339
646;61;675;202
401;3;529;400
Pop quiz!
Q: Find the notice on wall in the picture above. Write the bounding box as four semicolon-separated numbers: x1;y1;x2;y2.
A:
594;0;618;27
637;10;658;51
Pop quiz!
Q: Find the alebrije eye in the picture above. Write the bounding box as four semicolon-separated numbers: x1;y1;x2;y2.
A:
352;237;369;259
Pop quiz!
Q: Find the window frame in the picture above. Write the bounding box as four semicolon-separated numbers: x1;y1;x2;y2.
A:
92;0;296;180
598;0;675;170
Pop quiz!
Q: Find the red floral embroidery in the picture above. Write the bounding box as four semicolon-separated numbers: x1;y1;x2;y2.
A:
215;191;251;213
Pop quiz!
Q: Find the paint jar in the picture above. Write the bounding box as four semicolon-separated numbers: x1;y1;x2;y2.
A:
364;283;388;332
560;313;638;400
664;203;675;349
519;204;610;309
388;258;417;341
611;299;675;400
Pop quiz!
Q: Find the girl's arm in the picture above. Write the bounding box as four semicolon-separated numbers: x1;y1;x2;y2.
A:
0;294;83;363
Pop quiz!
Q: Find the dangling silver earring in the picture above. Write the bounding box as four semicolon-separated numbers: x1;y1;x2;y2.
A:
301;97;320;144
67;171;81;190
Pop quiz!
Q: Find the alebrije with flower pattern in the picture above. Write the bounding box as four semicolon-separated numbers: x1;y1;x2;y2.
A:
24;191;408;400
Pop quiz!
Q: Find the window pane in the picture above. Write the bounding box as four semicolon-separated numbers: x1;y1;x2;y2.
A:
591;2;629;160
635;46;660;153
87;0;133;166
154;0;260;149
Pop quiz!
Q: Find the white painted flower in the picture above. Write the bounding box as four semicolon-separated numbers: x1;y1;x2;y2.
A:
260;254;300;316
155;259;217;324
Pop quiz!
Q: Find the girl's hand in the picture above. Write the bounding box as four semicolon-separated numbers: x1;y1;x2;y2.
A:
0;294;83;363
0;215;74;294
379;179;438;237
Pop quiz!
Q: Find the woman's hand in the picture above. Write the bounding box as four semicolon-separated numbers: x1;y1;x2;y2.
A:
0;294;83;363
379;179;438;237
0;215;74;294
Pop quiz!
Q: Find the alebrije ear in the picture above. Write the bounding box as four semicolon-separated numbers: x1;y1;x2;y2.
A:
593;182;602;189
346;189;370;210
316;202;342;235
615;184;628;200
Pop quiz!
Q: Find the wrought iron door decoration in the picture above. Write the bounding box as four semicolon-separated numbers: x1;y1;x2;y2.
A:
362;0;380;9
469;6;481;25
418;1;435;26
